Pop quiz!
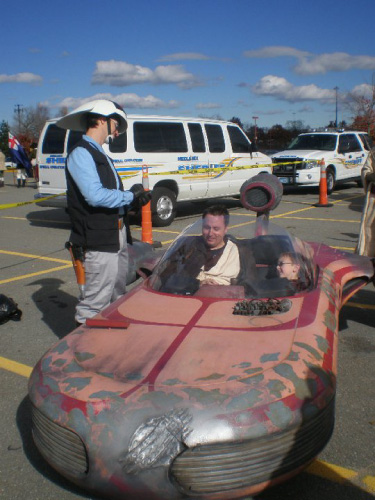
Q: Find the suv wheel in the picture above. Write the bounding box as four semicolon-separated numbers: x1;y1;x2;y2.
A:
151;187;177;227
326;168;335;194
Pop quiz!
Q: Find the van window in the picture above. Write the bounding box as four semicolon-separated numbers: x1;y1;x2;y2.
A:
228;125;251;153
188;123;206;153
134;122;187;153
339;134;362;153
109;132;127;153
359;134;372;151
205;124;225;153
42;124;66;154
67;131;84;153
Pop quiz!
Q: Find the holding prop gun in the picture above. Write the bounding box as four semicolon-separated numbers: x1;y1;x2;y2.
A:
65;242;86;299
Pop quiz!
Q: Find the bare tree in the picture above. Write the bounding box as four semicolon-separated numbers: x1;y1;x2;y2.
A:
345;77;375;138
12;104;50;143
56;106;69;118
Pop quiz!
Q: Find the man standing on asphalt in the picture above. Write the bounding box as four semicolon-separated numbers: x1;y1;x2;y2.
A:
56;100;151;325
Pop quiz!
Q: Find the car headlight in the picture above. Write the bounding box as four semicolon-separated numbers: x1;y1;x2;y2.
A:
304;160;317;169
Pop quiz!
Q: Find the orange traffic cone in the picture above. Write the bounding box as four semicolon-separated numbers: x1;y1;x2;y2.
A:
141;166;153;244
314;159;333;207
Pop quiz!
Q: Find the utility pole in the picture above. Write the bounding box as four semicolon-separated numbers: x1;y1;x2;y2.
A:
14;104;23;131
334;87;338;128
252;116;259;142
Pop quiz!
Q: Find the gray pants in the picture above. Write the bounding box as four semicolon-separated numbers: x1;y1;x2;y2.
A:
75;227;128;324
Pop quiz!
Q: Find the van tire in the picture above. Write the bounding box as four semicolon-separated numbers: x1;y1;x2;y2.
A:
326;168;335;194
151;187;177;227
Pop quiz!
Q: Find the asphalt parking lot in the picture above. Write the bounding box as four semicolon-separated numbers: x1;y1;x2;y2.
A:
1;170;375;500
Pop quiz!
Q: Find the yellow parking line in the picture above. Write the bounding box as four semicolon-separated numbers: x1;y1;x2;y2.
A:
277;216;360;223
0;249;70;264
363;475;375;493
1;216;70;225
307;460;375;494
0;356;32;378
346;301;375;310
307;459;358;483
0;264;71;285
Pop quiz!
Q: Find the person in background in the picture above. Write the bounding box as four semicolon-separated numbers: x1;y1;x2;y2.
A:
357;149;375;256
56;99;151;325
16;163;27;187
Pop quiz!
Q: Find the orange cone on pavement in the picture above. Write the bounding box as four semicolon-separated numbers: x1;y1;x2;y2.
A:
314;159;333;207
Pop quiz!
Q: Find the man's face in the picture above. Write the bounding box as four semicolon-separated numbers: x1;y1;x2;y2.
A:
202;214;227;250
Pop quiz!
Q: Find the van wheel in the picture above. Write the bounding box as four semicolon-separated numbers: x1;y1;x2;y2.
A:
151;187;177;227
326;168;335;194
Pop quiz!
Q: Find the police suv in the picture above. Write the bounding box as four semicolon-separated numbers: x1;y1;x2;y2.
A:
35;115;272;226
271;130;371;193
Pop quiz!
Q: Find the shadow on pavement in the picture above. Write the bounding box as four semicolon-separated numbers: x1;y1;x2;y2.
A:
340;287;375;332
26;208;71;229
256;467;374;499
27;278;77;338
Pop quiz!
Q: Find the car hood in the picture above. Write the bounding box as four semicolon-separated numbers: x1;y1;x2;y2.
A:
31;283;332;415
272;150;329;160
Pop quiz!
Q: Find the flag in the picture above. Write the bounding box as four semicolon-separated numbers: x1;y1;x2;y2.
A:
8;132;32;173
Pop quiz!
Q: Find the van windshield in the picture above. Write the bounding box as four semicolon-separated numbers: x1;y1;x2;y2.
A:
287;134;337;151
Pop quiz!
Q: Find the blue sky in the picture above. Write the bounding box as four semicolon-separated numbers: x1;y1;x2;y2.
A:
1;0;375;130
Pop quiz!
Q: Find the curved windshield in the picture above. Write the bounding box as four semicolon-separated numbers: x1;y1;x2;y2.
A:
287;134;337;151
149;217;317;299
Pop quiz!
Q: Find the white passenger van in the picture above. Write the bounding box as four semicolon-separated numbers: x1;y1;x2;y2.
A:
271;130;371;194
35;115;272;226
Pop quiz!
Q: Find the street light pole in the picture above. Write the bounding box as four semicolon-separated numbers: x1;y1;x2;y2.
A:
334;87;338;128
14;104;23;131
252;116;259;142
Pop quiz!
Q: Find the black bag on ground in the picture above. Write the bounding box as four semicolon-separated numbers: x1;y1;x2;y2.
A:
0;294;22;324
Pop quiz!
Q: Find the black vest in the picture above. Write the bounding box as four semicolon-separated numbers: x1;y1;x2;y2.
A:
66;139;129;252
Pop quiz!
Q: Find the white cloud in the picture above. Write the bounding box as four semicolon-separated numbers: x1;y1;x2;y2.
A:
349;83;374;99
244;46;309;59
48;92;180;111
244;45;375;75
0;72;42;85
252;75;334;102
294;53;375;75
195;102;221;109
92;60;202;89
158;52;210;62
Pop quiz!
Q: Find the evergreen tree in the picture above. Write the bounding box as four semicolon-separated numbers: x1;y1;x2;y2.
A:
0;121;10;156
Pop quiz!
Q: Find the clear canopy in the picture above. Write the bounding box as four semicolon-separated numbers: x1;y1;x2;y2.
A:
149;216;316;299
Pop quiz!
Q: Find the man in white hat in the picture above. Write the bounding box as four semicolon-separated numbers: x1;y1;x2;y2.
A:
57;99;151;325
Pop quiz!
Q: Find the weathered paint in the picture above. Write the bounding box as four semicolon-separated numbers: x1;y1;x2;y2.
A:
28;240;374;500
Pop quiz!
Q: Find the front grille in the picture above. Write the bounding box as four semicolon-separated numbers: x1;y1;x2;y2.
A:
272;158;303;178
171;399;334;496
31;405;88;477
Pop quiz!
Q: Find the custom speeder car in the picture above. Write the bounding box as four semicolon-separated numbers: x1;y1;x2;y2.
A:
28;175;375;500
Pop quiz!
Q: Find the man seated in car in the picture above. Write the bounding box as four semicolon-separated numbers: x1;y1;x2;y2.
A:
159;205;241;294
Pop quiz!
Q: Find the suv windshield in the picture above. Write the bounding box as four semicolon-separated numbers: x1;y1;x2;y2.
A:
149;218;316;299
287;134;337;151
